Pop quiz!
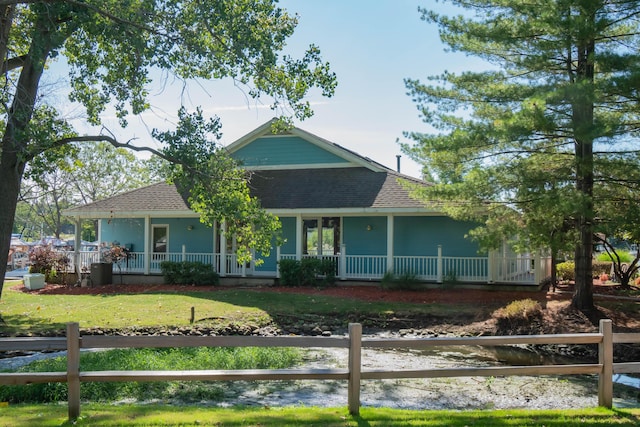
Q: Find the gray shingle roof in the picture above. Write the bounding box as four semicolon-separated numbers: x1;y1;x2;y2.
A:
65;168;431;216
64;182;190;214
248;167;428;209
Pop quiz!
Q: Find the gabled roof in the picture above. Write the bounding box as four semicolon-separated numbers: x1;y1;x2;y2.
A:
226;118;394;172
64;121;437;218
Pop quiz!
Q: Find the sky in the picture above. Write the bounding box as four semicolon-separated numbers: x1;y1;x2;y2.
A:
61;1;479;179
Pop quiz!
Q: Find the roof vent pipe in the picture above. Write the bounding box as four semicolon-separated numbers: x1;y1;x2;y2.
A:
396;155;401;173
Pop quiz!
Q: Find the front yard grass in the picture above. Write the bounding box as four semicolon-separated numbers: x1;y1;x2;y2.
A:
1;405;640;426
0;281;477;335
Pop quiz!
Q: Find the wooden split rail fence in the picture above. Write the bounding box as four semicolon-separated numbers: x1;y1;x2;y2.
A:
1;319;639;421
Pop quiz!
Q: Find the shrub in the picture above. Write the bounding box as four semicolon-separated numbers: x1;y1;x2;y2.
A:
28;246;71;283
556;261;575;281
160;261;219;286
493;299;543;335
493;298;542;321
380;271;422;290
597;251;634;263
592;260;611;276
278;258;336;287
278;259;302;286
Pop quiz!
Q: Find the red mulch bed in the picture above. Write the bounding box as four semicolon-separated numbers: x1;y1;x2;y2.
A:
12;281;576;305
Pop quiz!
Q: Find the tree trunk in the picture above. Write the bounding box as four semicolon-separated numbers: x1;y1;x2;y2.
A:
0;150;24;295
573;221;594;309
571;18;596;311
0;16;53;299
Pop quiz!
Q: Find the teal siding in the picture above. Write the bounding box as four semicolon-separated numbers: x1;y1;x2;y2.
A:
150;218;213;253
100;219;145;252
279;217;297;255
232;136;349;167
100;218;212;253
394;216;479;256
343;217;387;255
256;216;296;272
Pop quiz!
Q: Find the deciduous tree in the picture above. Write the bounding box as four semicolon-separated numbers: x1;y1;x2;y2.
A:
0;0;336;298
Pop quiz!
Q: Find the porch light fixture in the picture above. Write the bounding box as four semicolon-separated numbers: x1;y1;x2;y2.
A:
366;225;373;231
187;225;194;231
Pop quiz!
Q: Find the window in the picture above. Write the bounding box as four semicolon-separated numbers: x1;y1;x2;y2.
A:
303;217;340;256
152;225;168;253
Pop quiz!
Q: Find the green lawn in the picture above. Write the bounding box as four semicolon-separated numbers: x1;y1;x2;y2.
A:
0;280;477;335
1;405;640;426
2;280;640;426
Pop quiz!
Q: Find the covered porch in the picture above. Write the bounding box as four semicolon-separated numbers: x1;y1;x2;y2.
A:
65;245;550;286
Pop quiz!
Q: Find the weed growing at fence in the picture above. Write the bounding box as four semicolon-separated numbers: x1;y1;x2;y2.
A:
0;346;301;404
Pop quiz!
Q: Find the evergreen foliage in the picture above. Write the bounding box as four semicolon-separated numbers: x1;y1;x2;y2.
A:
404;1;640;309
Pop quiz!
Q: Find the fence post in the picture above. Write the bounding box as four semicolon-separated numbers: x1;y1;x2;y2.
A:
67;322;81;421
348;323;362;416
598;319;613;408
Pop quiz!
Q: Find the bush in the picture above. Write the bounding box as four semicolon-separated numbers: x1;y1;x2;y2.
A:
592;260;611;276
380;271;422;290
493;299;543;335
493;298;542;321
278;258;336;287
557;260;615;280
28;246;71;283
160;261;219;286
556;261;575;281
597;251;634;263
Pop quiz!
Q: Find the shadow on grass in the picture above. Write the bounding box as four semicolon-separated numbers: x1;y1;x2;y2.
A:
0;314;68;336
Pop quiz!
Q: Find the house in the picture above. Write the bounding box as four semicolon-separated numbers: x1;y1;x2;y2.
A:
63;120;550;286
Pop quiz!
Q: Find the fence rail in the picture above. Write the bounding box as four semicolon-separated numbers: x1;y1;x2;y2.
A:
0;319;636;422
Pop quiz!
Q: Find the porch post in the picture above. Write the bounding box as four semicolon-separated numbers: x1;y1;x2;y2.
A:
487;250;495;284
276;246;281;279
97;217;102;244
181;245;186;262
533;252;541;285
73;217;82;283
437;245;443;283
143;216;150;275
219;221;227;277
340;244;347;280
296;215;302;260
212;220;218;273
386;215;394;274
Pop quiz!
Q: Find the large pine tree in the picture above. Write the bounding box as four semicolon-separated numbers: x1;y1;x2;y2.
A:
404;0;640;310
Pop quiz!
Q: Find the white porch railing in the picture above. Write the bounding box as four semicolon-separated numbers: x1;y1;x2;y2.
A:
393;256;439;281
344;255;387;279
62;248;551;286
441;257;488;283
